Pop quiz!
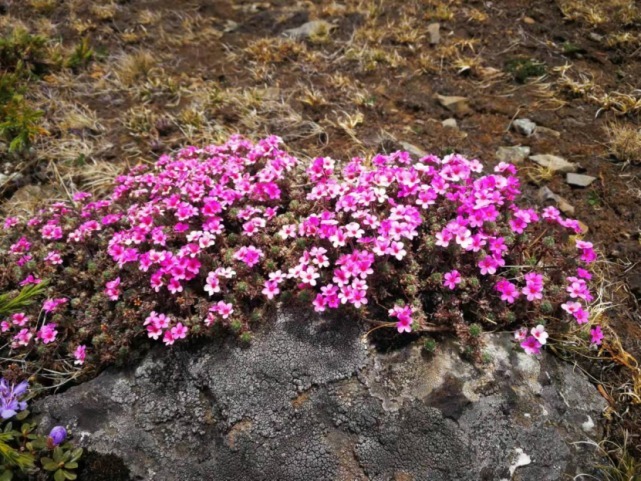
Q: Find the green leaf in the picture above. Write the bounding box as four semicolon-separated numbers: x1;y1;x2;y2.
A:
15;410;29;422
52;447;63;463
0;469;13;481
64;462;77;469
69;448;83;463
63;470;77;480
54;469;65;481
41;458;58;471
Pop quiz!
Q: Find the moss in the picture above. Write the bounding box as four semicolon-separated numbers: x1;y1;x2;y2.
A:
504;57;546;83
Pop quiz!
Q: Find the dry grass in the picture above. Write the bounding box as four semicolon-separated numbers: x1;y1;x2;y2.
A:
606;123;641;164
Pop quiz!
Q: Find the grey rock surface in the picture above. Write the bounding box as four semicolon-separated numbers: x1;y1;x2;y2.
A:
37;309;606;481
513;118;537;136
496;146;530;164
566;173;597;187
530;153;579;173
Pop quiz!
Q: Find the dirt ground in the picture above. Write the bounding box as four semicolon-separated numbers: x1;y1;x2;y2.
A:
1;0;641;468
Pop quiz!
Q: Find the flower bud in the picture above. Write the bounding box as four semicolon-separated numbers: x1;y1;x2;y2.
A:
48;426;67;446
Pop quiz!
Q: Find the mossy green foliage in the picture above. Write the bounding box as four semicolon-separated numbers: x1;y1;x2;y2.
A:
505;57;547;83
0;410;82;481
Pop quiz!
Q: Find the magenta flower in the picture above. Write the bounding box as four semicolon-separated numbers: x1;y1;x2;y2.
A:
495;279;520;303
590;326;603;345
233;246;264;267
443;270;462;290
104;277;121;301
389;305;413;333
37;324;58;344
262;280;280;300
520;336;542;355
42;298;67;313
74;345;86;365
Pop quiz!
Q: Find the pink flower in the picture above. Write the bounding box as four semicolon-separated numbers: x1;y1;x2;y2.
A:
74;345;87;365
11;313;28;327
42;298;67;313
590;325;603;345
443;270;461;290
514;327;528;341
530;324;548;345
389;304;413;333
213;301;233;319
573;308;589;324
233;246;264;267
163;330;175;346
520;336;542;355
262;280;280;300
104;277;121;301
14;329;33;347
495;279;520;303
37;324;58;344
478;256;498;275
44;251;63;265
204;272;221;296
171;322;188;340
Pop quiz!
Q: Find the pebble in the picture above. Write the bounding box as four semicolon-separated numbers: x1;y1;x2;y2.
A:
513;118;537;136
529;154;578;173
442;118;458;129
538;186;575;216
566;173;596;187
399;141;428;158
535;126;561;138
496;146;530;164
427;23;441;45
282;20;335;40
435;94;470;115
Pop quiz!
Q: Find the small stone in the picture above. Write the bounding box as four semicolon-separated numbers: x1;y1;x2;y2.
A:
588;32;604;43
513;118;537;136
427;23;440;45
529;154;578;173
435;94;470;115
538;186;575;216
399;141;428;158
0;173;9;187
442;118;458;129
282;20;335;40
522;16;536;24
566;173;596;187
535;126;561;138
496;146;530;164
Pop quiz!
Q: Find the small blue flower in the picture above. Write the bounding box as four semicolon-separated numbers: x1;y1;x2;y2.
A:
0;378;29;420
48;426;67;446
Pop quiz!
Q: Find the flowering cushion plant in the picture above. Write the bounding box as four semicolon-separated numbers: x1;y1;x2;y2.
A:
0;135;601;376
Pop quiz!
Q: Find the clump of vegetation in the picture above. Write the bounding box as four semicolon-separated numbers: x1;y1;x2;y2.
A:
505;57;547;83
0;136;601;384
0;378;82;481
606;122;641;164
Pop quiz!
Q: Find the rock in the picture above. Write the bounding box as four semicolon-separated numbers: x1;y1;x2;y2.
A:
535;126;561;138
0;173;9;187
435;94;470;115
566;173;596;187
37;308;605;481
530;154;578;173
282;20;335;40
496;146;530;164
399;141;428;158
441;118;458;129
538;186;575;216
588;32;604;43
522;16;536;24
628;273;641;299
427;23;440;45
513;118;537;136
